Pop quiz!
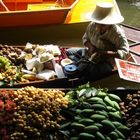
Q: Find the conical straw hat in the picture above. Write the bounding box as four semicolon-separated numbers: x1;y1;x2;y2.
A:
87;2;124;24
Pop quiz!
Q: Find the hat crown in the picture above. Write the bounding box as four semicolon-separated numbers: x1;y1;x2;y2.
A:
94;3;113;20
88;2;124;24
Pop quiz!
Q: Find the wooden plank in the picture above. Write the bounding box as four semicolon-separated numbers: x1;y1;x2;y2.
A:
122;24;140;43
129;43;140;64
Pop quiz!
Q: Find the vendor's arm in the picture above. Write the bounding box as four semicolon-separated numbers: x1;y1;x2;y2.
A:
82;23;96;57
99;25;129;59
110;25;129;59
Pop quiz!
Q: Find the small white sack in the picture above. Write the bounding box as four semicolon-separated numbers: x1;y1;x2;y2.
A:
36;70;56;80
26;57;37;70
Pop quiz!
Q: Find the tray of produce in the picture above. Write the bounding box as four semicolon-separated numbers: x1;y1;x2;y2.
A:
1;83;140;140
0;43;77;88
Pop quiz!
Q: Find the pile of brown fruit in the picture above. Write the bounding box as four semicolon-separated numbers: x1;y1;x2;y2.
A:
0;44;23;66
119;90;140;140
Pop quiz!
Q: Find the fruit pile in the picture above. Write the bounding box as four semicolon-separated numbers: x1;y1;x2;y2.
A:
0;87;69;140
61;83;130;140
0;44;23;66
119;90;140;140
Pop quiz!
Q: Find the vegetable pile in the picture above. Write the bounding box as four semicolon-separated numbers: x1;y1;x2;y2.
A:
61;83;130;140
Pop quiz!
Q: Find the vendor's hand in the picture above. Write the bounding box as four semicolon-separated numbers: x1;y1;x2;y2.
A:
98;51;118;58
84;42;96;57
89;52;101;64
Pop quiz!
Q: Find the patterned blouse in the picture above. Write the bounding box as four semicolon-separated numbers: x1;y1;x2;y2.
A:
82;22;129;63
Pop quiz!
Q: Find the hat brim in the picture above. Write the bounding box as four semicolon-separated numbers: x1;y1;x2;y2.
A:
86;12;124;25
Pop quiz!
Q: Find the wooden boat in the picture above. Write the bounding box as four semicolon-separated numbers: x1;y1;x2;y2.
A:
0;25;139;89
0;0;140;89
0;0;79;27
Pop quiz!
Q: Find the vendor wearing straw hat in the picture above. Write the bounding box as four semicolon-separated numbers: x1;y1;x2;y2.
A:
83;2;129;60
67;1;129;82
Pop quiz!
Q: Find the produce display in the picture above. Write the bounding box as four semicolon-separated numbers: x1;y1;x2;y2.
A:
119;91;140;140
1;83;137;140
0;87;69;140
0;43;67;87
62;83;130;140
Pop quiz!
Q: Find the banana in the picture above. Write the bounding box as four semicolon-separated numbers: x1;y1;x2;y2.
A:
22;74;37;81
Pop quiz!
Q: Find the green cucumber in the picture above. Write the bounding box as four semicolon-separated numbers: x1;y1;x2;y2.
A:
101;120;116;131
112;101;121;110
109;112;122;121
79;132;95;140
106;136;112;140
91;104;106;110
95;110;109;118
88;97;103;103
81;109;94;117
96;100;107;107
112;121;123;128
104;96;114;107
78;118;94;126
106;106;117;112
114;129;125;139
70;137;79;140
108;94;121;102
96;90;107;98
94;123;103;129
95;131;105;140
109;131;119;140
117;125;130;134
71;122;85;130
84;125;99;134
90;114;106;121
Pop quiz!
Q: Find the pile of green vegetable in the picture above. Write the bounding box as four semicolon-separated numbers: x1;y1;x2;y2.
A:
61;83;130;140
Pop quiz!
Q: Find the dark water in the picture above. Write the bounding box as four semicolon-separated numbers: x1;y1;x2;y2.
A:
117;0;140;28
